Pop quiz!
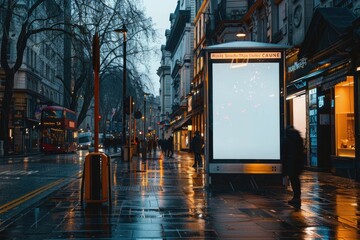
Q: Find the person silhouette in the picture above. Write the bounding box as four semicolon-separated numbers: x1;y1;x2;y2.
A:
282;125;305;205
191;131;203;168
167;136;174;158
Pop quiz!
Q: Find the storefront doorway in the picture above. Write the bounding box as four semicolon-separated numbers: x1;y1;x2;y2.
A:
334;76;355;158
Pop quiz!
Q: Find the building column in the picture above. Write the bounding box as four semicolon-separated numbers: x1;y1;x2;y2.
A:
351;33;360;180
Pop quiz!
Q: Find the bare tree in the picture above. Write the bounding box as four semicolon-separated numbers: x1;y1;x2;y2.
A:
0;0;159;154
70;0;158;128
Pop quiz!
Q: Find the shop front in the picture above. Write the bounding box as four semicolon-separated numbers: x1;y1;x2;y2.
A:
333;76;354;158
289;62;355;174
287;8;359;178
286;52;308;149
171;115;192;151
306;64;351;172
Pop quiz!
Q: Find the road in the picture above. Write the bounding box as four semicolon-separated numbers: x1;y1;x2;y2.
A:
0;150;89;225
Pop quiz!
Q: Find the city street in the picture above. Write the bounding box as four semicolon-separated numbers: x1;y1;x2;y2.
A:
0;150;359;239
2;1;360;239
0;151;88;225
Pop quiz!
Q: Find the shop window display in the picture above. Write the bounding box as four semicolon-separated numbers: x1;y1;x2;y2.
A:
308;88;318;166
335;77;354;157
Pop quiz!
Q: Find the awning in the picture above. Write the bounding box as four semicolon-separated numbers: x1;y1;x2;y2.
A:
288;69;326;86
287;69;326;95
172;115;192;131
321;69;348;91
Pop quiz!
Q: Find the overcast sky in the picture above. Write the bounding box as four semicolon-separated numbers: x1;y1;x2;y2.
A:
141;0;178;95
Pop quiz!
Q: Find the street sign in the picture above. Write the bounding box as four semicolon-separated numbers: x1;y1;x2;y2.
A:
134;111;142;119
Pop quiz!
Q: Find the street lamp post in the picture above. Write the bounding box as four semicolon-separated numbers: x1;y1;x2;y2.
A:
114;24;127;160
143;93;150;160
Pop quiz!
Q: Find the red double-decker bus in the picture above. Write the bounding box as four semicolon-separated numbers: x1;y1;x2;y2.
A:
40;106;78;153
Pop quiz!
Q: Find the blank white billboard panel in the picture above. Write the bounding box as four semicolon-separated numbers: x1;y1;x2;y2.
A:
212;62;280;160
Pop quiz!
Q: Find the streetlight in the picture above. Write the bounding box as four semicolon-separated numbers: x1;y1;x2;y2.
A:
143;93;150;160
114;24;127;160
236;26;246;39
236;32;246;39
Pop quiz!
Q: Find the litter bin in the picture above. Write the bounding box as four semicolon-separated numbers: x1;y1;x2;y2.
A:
122;146;133;161
83;152;111;204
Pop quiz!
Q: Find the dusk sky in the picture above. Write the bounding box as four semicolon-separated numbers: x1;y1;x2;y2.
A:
142;0;178;95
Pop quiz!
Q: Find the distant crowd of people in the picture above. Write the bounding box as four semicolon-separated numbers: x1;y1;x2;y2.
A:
129;136;175;158
157;136;174;158
103;137;122;152
142;133;204;167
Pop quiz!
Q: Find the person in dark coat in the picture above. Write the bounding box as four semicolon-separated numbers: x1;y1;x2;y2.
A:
135;137;140;156
191;131;203;168
282;125;305;205
167;136;174;158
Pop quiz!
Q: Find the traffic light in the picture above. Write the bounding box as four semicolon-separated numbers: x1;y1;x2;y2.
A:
124;96;134;115
124;97;130;115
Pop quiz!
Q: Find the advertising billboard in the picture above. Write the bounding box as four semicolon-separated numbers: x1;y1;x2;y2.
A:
205;42;287;174
212;61;280;160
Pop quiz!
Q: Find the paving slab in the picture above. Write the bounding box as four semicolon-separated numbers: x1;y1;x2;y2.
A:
1;150;360;239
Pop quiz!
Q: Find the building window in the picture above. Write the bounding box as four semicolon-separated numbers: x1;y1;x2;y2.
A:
165;79;171;92
165;96;171;105
34;50;37;71
26;48;30;65
200;16;203;40
46;65;50;79
7;41;12;60
313;0;321;9
335;76;354;157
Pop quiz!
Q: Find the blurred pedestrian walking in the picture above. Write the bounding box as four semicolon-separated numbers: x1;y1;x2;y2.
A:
282;125;305;205
167;136;174;158
191;131;203;168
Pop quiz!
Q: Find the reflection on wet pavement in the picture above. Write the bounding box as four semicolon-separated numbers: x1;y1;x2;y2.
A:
1;150;360;239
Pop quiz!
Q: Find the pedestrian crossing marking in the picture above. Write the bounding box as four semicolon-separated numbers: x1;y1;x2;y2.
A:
0;170;39;175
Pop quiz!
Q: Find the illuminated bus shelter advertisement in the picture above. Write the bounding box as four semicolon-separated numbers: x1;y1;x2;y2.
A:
207;49;285;174
212;61;280;159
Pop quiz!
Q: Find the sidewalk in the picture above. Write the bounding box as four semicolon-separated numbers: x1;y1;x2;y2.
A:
1;149;360;239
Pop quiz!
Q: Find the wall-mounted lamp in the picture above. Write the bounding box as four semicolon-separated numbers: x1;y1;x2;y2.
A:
236;32;246;39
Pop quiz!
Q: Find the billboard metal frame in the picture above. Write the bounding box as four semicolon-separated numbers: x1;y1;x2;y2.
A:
204;41;289;175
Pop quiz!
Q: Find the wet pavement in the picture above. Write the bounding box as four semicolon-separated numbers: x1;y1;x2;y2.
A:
1;150;360;239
